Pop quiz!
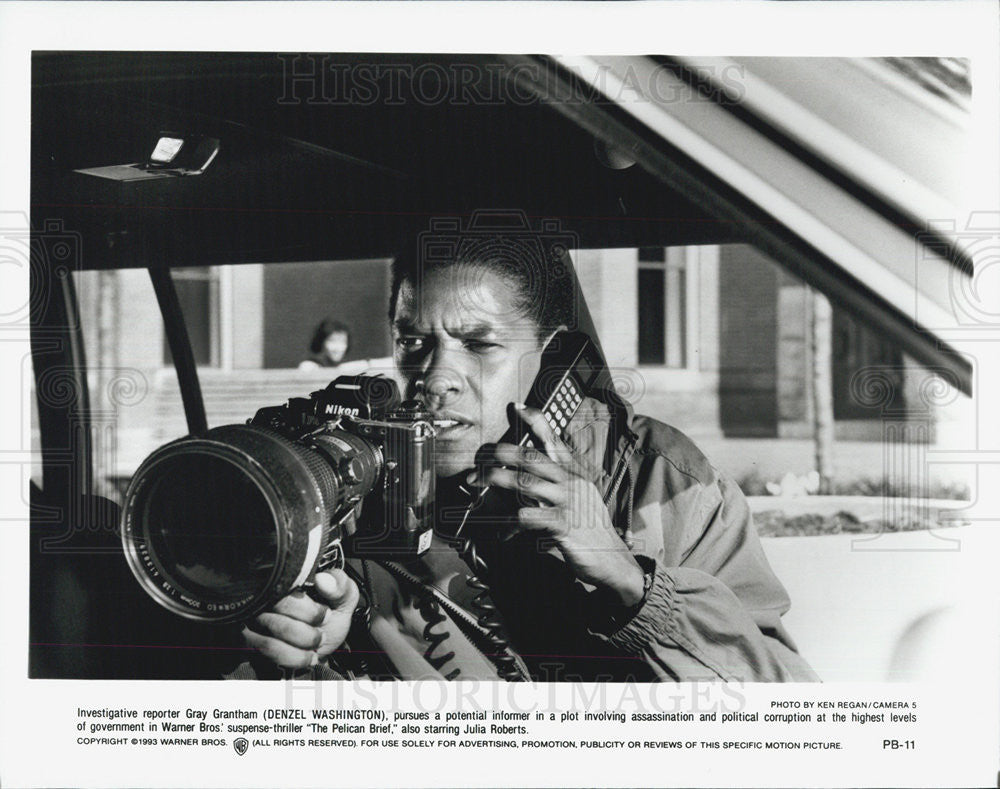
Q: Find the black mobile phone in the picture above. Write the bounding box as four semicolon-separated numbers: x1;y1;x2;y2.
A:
447;330;604;539
510;329;603;445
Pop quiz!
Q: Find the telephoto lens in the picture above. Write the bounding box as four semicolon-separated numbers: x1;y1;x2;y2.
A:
120;423;380;624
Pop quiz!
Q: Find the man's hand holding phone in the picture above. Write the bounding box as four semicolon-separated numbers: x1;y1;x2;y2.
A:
241;569;359;670
470;403;646;609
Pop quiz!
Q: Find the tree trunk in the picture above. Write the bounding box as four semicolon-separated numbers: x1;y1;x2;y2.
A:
811;288;835;494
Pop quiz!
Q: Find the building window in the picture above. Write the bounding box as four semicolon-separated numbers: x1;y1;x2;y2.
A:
163;267;221;367
832;308;905;419
637;247;687;368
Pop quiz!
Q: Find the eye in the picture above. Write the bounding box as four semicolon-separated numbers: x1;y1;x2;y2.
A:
463;339;500;353
395;336;426;353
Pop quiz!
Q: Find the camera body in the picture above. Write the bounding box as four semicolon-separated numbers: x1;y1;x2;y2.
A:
250;374;437;563
121;375;436;624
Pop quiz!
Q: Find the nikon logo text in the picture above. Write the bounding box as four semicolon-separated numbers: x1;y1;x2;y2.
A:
324;404;360;417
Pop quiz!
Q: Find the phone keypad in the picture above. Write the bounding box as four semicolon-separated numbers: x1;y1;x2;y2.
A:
545;376;583;437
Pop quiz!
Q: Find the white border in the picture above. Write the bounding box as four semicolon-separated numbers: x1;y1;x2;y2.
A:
2;3;999;788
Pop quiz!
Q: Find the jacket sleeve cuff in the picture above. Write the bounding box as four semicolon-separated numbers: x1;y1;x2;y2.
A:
592;559;675;654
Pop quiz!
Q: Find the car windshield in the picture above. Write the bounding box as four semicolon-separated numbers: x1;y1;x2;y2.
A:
43;54;973;539
67;234;972;536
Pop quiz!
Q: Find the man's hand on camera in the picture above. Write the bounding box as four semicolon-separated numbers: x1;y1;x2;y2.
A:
242;570;359;670
471;403;646;608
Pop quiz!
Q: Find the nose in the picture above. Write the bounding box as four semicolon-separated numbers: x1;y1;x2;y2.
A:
414;348;464;409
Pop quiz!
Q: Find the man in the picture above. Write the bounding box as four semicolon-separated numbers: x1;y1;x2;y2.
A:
236;237;817;682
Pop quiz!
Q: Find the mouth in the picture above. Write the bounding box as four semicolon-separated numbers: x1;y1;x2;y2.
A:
430;413;475;439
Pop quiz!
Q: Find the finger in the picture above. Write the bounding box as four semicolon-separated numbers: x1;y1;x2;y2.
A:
482;442;568;483
510;403;571;461
313;570;359;613
483;466;566;507
271;590;329;626
251;612;323;650
518;506;564;534
242;625;318;669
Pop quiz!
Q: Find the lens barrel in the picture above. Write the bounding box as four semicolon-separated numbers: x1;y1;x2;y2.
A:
121;423;378;623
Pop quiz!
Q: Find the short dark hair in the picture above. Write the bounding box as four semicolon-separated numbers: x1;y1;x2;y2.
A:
389;234;576;342
309;318;351;355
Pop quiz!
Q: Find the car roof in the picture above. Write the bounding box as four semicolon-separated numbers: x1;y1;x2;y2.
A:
32;52;734;270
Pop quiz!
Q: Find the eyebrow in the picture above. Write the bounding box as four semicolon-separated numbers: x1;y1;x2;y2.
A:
392;320;498;340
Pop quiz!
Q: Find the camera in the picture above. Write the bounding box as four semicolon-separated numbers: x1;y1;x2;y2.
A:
120;375;437;624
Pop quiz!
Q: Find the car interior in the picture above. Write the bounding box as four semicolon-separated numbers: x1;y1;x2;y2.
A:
29;52;978;680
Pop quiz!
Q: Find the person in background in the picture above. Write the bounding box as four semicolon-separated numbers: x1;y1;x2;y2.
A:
298;318;351;370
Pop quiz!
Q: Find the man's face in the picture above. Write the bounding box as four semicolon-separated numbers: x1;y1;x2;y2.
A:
392;265;546;479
